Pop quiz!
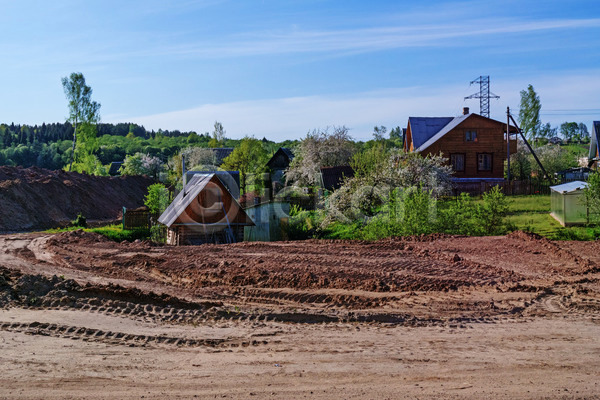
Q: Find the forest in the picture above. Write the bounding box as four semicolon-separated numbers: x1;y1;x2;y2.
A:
0;121;296;171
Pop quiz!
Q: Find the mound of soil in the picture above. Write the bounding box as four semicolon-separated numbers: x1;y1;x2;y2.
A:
0;166;154;232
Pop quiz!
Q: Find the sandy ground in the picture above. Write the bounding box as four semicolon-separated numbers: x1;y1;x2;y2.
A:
1;231;599;399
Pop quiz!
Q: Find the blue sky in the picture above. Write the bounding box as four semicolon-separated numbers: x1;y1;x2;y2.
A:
1;0;599;141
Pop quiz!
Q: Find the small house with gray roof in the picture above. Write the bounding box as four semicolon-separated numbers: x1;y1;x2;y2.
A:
158;173;254;245
404;107;517;180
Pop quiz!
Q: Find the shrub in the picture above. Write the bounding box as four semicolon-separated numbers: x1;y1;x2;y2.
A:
584;171;600;224
474;186;509;235
71;213;87;228
283;207;324;240
360;186;437;239
89;225;150;242
150;225;166;244
144;183;169;214
437;193;478;235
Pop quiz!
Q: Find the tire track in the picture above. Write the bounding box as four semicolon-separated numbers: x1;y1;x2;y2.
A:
0;321;267;348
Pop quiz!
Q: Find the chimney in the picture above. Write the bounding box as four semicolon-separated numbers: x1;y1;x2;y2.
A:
463;107;470;115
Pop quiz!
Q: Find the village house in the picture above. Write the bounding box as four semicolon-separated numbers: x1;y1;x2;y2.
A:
404;107;517;181
587;121;600;168
266;147;294;183
158;173;254;245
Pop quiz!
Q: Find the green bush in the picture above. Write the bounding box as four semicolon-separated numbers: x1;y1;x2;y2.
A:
43;224;150;242
283;206;324;240
359;186;437;239
71;213;87;228
150;224;166;244
474;186;509;235
89;225;150;242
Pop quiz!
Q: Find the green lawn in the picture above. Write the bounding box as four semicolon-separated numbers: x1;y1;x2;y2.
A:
505;195;600;240
43;224;150;242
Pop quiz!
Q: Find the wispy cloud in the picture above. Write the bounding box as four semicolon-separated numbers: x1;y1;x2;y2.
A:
141;17;600;59
110;69;600;141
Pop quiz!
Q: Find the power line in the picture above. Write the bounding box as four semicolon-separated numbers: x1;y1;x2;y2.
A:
543;108;600;111
464;76;499;118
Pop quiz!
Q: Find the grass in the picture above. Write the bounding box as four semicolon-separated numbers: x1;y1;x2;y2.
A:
505;194;600;240
321;194;600;241
43;224;150;242
505;195;562;236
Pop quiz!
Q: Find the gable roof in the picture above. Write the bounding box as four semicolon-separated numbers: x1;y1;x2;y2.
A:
185;170;240;199
408;113;514;153
211;147;234;166
158;173;252;228
266;147;294;169
408;117;454;149
588;121;600;165
415;114;473;152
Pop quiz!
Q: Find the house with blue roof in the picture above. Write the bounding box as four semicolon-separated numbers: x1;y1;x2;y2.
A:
404;107;517;181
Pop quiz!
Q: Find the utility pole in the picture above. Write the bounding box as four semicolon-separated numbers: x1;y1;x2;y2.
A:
507;107;511;184
464;76;500;118
507;108;554;184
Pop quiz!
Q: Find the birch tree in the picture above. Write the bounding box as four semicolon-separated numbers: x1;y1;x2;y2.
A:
61;73;101;172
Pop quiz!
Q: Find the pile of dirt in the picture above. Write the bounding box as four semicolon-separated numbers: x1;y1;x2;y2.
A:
0;166;154;232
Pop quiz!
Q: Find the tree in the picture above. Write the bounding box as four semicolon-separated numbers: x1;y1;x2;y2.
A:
509;143;532;180
560;122;579;142
144;183;170;214
389;126;402;140
180;146;218;170
538;122;557;139
372;125;387;141
578;123;589;142
286;126;355;187
121;153;163;178
221;136;269;195
61;72;101;172
208;121;226;147
324;150;452;224
531;145;578;178
518;84;541;141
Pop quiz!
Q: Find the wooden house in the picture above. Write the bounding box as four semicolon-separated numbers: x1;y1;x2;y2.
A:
404;108;517;180
158;173;254;245
587;121;600;168
266;147;294;183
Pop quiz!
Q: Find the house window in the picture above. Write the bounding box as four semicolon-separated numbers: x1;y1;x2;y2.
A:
477;153;492;171
450;154;465;172
466;130;477;142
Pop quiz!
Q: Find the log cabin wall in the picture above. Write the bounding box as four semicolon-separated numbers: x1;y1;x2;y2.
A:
421;115;517;179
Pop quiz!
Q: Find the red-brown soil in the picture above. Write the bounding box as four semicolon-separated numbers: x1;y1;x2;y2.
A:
0;232;599;398
0;166;154;232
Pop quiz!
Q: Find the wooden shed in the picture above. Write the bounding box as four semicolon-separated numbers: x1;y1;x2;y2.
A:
158;173;254;245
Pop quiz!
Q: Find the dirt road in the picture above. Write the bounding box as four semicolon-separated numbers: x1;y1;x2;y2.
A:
1;231;599;398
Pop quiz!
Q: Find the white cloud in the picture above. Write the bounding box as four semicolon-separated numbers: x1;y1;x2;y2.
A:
109;70;600;141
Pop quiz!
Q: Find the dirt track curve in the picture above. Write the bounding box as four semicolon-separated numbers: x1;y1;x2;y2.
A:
1;231;599;398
